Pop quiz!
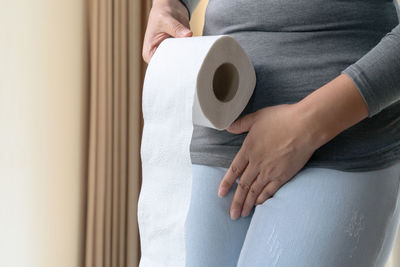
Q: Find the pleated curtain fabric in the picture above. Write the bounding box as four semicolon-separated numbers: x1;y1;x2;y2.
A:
85;0;151;267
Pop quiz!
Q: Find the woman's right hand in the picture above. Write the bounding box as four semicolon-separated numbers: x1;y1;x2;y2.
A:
142;0;193;63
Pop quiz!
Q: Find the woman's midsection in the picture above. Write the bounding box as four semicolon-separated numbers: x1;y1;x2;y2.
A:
203;0;399;112
204;0;397;33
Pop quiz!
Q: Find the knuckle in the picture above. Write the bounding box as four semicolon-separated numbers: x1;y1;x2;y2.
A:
244;140;255;154
155;13;173;29
249;186;257;195
254;177;266;190
230;164;241;176
260;168;274;180
238;181;250;191
261;175;270;184
258;171;269;184
172;22;184;34
252;158;263;169
155;10;169;21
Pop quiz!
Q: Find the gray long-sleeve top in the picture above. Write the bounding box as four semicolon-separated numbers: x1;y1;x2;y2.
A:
180;0;400;171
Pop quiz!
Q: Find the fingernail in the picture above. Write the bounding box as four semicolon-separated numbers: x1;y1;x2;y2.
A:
180;28;191;35
231;209;240;220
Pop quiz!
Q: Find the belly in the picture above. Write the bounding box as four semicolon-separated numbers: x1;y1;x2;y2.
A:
203;0;398;114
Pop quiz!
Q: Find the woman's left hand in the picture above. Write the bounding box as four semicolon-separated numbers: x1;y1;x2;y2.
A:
218;73;370;220
218;103;320;220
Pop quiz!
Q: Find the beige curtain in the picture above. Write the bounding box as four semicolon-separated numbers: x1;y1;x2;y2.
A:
84;0;151;266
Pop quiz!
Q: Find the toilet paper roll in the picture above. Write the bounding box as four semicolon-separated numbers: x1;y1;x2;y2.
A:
137;35;256;267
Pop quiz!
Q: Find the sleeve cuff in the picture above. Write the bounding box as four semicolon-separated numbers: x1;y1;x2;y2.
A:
342;66;377;118
341;23;400;118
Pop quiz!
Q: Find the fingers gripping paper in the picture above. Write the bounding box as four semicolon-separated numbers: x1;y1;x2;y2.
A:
138;35;256;267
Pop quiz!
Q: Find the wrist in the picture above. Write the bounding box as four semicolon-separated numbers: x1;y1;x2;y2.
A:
293;73;369;150
292;99;336;151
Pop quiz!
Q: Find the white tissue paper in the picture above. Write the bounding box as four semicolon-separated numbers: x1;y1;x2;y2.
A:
137;35;256;267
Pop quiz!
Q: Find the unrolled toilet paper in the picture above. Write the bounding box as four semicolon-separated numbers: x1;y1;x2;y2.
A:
137;35;256;267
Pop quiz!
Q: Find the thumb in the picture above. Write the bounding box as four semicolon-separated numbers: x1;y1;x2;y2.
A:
226;112;258;134
166;17;192;38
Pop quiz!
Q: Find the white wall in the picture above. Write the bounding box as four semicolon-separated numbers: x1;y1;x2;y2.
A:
0;1;88;266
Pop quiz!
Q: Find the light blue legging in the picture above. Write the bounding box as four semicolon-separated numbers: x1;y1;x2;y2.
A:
184;162;400;267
